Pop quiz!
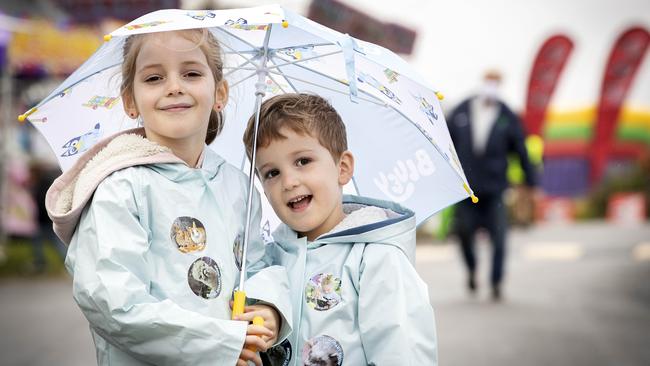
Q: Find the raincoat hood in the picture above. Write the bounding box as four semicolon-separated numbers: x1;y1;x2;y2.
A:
272;194;417;264
45;128;185;244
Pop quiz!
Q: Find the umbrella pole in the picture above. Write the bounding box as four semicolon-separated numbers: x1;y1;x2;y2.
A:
232;26;272;336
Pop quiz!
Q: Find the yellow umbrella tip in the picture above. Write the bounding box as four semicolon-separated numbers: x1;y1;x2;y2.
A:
471;194;479;203
435;91;444;100
103;34;112;42
17;114;26;122
282;20;289;28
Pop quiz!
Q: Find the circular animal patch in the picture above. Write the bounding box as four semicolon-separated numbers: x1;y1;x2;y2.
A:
171;217;206;253
187;256;222;299
264;339;292;366
305;273;342;311
302;335;343;366
233;233;243;270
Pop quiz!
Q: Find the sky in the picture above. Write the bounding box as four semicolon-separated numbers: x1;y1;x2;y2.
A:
185;0;650;112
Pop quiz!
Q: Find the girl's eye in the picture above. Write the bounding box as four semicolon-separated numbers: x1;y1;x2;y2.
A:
185;71;202;78
144;75;162;83
263;169;279;180
296;157;311;167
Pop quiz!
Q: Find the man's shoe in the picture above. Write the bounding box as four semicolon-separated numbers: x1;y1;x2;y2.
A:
467;276;477;294
491;285;502;302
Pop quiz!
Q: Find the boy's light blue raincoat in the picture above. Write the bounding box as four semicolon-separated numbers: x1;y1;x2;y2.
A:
262;195;437;366
45;129;291;366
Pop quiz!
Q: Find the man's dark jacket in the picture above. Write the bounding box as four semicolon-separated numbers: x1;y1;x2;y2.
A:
447;97;537;196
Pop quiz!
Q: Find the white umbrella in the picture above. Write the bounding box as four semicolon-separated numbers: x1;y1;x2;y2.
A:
21;5;476;314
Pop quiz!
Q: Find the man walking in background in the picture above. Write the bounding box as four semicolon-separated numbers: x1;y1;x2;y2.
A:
447;70;537;301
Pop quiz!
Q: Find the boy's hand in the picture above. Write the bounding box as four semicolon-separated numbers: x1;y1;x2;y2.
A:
234;304;281;347
237;323;272;366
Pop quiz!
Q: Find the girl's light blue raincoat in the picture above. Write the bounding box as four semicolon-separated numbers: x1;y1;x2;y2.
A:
45;129;291;366
262;195;437;366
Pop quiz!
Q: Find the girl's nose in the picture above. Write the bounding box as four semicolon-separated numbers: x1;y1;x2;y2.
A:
166;76;184;96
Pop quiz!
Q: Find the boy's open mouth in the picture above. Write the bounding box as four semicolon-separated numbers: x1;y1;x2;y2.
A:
287;195;312;210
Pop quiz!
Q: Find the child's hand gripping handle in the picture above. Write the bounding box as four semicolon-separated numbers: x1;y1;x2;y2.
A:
232;290;266;352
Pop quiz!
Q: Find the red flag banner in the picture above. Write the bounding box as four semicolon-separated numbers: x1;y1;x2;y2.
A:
591;27;650;183
523;35;574;136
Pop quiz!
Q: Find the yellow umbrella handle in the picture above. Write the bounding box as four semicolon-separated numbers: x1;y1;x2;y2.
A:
232;290;266;352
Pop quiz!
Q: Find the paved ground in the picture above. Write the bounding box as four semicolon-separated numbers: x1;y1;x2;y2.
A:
1;221;649;365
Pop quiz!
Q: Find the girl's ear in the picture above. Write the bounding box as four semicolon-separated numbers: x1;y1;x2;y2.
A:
122;94;139;119
214;80;229;112
337;151;354;186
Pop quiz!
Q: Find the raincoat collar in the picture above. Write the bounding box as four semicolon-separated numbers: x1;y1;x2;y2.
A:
272;194;415;252
148;143;225;183
45;127;184;244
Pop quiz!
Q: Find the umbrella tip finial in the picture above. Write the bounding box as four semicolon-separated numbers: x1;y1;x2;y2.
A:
17;107;37;123
103;34;112;42
463;182;478;203
282;20;289;28
435;91;444;100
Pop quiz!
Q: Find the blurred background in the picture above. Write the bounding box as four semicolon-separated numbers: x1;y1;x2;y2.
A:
0;0;648;365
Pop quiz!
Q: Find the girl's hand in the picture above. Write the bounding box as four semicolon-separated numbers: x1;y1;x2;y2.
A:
234;304;281;347
237;324;272;366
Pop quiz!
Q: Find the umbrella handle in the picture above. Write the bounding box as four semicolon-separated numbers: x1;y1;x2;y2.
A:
232;290;266;352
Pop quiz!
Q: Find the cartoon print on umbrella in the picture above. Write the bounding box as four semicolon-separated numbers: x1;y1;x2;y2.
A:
82;96;120;110
124;20;170;31
278;45;319;62
61;123;101;157
186;10;216;21
383;68;400;83
357;71;402;104
225;18;267;31
413;93;439;124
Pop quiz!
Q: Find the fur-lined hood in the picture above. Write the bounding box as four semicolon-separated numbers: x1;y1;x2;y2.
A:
45;128;182;244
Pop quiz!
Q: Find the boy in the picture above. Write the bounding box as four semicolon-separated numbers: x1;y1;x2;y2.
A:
243;93;437;365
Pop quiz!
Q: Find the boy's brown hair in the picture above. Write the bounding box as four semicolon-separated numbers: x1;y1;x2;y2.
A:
243;93;348;161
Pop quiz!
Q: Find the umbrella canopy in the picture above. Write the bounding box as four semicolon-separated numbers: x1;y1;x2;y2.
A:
23;5;474;235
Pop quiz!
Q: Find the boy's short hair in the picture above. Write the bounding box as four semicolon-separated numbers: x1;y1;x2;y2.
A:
243;93;348;161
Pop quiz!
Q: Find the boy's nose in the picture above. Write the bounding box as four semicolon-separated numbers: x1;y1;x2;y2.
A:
282;173;299;191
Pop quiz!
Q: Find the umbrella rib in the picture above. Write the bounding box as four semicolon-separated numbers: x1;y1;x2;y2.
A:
228;70;259;89
224;54;262;79
267;58;300;93
272;42;336;51
265;72;291;94
266;50;342;70
37;62;122;107
266;69;386;107
213;26;260;52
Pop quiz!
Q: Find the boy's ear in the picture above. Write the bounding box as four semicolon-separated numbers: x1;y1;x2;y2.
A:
122;94;138;119
337;151;354;186
214;79;229;111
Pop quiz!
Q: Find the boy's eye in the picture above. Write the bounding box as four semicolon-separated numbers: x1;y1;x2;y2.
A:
184;71;202;78
263;169;279;180
296;157;311;167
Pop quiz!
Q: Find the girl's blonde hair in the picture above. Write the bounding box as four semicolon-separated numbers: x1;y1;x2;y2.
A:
120;29;225;144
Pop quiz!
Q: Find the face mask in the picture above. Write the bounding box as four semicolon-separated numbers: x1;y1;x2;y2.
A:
481;80;500;101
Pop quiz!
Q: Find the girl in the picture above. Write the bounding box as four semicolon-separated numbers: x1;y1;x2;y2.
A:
45;29;291;366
